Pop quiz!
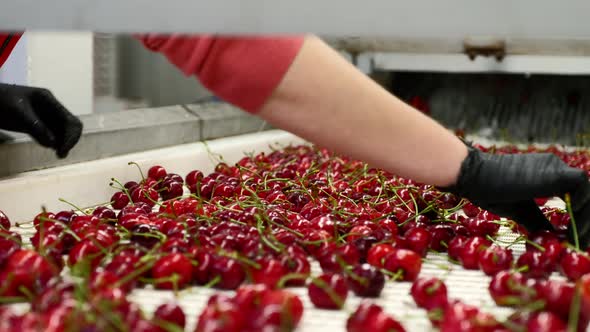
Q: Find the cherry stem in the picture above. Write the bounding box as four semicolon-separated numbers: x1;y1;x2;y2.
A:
567;284;582;332
421;258;452;271
17;285;34;302
201;140;224;165
127;161;146;182
564;193;581;251
153;320;184;332
219;249;261;269
203;275;221;289
255;215;284;253
277;273;310;289
115;261;154;288
0;231;24;246
523;238;545;252
0;296;27;304
58;198;90;215
381;269;404;281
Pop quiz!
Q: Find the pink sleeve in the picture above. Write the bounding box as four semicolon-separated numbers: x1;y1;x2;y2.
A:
138;35;304;113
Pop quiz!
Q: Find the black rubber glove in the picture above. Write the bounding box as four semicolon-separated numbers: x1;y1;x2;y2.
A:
0;84;82;158
443;145;590;249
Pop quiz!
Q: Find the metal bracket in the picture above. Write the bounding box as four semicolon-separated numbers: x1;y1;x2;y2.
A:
464;38;506;61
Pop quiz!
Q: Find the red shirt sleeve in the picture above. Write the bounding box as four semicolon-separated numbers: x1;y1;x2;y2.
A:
0;33;22;69
138;35;304;113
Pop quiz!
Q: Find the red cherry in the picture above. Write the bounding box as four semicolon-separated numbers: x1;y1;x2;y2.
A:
185;170;204;194
0;249;58;297
210;256;245;290
346;225;373;243
253;290;304;330
148;165;167;181
33;211;57;230
478;245;513;276
31;281;75;312
463;202;480;217
212;183;235;198
347;301;406;332
535;280;574;321
153;302;185;331
318;244;360;274
516;251;553;279
489;271;531;307
0;237;20;266
0;210;10;230
89;270;123;291
526;231;561;252
458;236;491;270
440;300;501;332
347;301;384;332
68;240;104;270
526;312;567;332
151;253;192;290
131;187;159;207
402;227;431;257
345;264;385;298
160;181;184;201
447;235;468;261
427;224;455;252
280;254;311;287
251;258;287;289
111;192;130;210
92;206;116;220
383;248;422;281
195;300;245;332
410;277;448;310
559;251;590;281
54;210;76;224
367;243;396;268
308;273;348;309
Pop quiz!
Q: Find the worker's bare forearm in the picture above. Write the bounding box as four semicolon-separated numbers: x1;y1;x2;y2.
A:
258;36;467;187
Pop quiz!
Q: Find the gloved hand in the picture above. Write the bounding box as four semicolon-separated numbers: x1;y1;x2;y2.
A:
443;144;590;249
0;84;82;158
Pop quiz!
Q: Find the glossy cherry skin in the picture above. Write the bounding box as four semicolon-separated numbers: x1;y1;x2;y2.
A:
383;249;422;281
153;302;186;330
559;251;590;281
345;264;385;298
151;253;193;290
478;245;513;276
410;277;448;310
111;192;130;210
0;210;10;230
308;273;348;309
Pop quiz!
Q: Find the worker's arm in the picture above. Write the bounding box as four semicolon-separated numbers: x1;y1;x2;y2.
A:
0;33;22;68
259;36;466;186
141;35;590;247
0;33;82;158
139;34;464;185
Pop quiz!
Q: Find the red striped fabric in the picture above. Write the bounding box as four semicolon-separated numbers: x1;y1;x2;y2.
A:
0;33;23;68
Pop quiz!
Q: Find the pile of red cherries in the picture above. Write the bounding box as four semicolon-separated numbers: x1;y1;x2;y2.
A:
0;143;588;331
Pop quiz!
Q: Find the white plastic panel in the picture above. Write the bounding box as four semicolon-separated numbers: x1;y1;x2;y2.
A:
1;0;590;39
0;130;305;222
